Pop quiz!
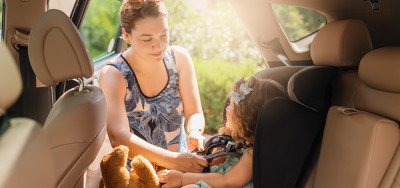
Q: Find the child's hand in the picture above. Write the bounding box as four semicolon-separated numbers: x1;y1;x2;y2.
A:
158;169;184;188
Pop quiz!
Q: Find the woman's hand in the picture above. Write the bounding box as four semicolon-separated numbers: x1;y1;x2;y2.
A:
187;129;206;152
172;152;208;172
158;169;183;188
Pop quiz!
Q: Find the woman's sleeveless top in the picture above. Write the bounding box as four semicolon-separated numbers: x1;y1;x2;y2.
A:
111;47;189;152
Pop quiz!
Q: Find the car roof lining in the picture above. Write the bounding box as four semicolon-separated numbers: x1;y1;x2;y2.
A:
229;0;400;64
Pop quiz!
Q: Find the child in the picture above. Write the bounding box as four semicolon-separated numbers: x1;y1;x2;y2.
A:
158;77;287;188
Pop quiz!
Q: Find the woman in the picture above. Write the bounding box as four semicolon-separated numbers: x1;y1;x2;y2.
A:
99;0;207;172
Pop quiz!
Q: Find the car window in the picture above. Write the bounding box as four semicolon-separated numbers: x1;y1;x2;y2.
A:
271;4;326;42
80;0;122;62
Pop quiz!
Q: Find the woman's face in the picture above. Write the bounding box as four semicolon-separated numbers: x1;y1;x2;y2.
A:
123;15;169;62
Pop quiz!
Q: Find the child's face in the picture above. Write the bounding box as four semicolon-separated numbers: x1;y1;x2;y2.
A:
225;99;236;129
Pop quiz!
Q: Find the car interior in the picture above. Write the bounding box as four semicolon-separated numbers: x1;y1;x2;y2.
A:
1;0;400;187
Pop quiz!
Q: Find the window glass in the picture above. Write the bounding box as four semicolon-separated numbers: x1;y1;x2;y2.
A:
271;4;326;42
80;0;122;61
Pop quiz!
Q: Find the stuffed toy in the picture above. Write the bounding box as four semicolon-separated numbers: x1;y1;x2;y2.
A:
99;136;241;187
99;145;163;188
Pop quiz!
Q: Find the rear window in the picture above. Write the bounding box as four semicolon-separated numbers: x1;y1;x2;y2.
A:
271;4;326;42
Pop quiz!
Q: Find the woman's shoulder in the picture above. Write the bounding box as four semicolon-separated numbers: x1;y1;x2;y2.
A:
170;45;190;58
169;45;193;71
99;62;126;89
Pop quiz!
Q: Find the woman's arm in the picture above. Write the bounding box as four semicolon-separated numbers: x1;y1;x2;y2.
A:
172;46;206;151
160;149;253;187
99;65;207;172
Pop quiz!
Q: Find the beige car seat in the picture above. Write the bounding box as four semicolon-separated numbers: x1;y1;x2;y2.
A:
295;19;374;188
28;9;107;188
0;43;55;187
312;47;400;187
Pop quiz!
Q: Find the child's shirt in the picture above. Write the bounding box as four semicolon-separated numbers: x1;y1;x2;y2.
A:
195;145;253;188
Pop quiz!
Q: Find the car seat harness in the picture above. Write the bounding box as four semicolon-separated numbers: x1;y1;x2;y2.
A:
194;135;244;173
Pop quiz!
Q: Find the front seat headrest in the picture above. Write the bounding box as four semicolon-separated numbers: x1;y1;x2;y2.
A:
311;19;372;67
0;43;22;112
28;9;93;86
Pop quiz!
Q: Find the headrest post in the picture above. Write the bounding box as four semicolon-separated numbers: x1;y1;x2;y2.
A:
77;78;85;92
73;78;90;96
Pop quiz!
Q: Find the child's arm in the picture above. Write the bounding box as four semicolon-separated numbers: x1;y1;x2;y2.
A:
160;148;253;188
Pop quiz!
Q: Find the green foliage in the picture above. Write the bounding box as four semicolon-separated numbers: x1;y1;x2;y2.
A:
194;58;262;133
80;0;122;58
164;0;263;65
164;0;264;133
272;4;326;41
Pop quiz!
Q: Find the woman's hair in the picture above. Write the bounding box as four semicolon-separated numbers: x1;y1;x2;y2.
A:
120;0;168;33
219;77;287;147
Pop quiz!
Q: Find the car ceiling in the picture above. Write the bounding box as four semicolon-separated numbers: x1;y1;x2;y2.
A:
229;0;400;64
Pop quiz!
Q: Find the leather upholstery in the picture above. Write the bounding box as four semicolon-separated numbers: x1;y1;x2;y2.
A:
0;119;55;188
0;39;55;188
358;47;400;92
28;9;93;86
314;47;400;188
314;106;399;188
311;19;372;67
44;86;106;187
380;143;400;187
28;9;107;188
0;43;22;112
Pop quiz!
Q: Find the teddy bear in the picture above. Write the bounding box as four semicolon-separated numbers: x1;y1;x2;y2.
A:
99;145;163;188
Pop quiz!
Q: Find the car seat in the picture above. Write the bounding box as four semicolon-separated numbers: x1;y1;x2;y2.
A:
253;19;372;188
28;9;107;188
0;42;55;187
313;47;400;188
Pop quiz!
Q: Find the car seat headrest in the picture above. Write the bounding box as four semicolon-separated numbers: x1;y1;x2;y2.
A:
359;47;400;92
28;9;93;86
355;47;400;122
288;66;337;112
0;43;22;112
311;19;372;67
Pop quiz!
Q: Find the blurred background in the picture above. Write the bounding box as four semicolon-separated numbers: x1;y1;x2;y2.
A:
0;0;323;134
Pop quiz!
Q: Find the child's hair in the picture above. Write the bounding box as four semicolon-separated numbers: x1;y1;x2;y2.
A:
219;77;287;147
120;0;167;33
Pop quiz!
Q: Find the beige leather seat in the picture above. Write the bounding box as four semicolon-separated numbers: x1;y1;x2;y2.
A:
28;9;107;188
312;47;400;187
0;43;55;187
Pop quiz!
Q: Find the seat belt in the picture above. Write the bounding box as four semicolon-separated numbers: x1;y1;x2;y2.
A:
258;37;292;66
7;29;52;125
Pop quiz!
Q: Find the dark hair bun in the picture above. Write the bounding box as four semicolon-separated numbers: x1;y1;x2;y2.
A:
126;0;144;9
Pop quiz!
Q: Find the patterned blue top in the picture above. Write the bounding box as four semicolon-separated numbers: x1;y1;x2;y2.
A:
111;47;189;152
